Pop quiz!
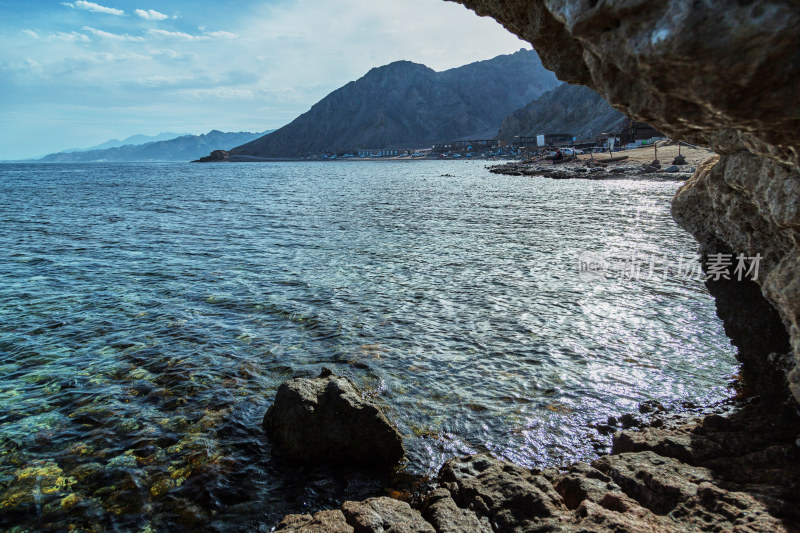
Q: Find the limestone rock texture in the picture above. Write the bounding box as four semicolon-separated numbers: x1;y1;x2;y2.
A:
263;369;404;465
276;497;435;533
451;0;800;402
275;400;800;532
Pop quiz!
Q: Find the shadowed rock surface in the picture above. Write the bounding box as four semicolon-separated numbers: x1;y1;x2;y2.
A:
276;497;435;533
276;399;800;532
498;84;625;142
263;369;404;466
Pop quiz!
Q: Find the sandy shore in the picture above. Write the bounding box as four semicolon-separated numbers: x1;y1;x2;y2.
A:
582;142;714;166
488;142;716;180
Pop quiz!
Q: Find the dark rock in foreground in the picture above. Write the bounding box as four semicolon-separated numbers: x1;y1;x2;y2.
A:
263;369;404;466
275;399;800;532
276;497;434;533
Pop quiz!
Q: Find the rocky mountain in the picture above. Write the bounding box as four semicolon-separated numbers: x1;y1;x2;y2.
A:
39;130;270;162
497;83;626;142
78;132;190;152
230;49;560;159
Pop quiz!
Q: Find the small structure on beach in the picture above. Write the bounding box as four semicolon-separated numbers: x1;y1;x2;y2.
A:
433;139;499;152
620;119;664;146
357;149;401;158
512;133;575;148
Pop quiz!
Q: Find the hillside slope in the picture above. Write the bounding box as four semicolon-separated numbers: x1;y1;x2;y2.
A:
498;84;626;142
231;49;560;158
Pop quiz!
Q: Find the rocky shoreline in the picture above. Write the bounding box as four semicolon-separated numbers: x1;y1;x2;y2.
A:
487;157;695;181
267;372;800;532
263;0;800;528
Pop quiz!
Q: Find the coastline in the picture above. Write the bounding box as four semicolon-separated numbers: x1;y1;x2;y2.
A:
275;393;800;532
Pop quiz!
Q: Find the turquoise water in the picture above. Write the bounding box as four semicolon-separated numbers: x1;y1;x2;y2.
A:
0;161;736;531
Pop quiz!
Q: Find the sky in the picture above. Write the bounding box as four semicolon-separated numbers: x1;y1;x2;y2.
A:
0;0;530;159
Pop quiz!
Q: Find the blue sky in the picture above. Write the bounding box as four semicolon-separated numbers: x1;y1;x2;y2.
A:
0;0;530;159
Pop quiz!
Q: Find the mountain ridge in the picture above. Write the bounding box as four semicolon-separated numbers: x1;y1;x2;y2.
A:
231;49;561;158
38;130;272;162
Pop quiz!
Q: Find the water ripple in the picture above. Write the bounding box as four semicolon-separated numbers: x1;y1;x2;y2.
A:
0;161;736;531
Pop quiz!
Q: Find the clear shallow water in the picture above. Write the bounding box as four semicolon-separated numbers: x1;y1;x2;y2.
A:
0;161;736;531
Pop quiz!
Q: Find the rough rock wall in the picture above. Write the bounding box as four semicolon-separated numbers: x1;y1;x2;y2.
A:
451;0;800;401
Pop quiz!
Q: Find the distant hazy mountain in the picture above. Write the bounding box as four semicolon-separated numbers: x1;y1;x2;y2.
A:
497;84;626;142
230;49;561;159
58;132;190;154
39;130;272;162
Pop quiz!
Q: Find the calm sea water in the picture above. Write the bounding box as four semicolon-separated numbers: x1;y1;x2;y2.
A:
0;161;736;531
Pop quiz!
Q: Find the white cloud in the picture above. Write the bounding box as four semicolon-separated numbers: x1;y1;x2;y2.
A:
147;29;237;41
135;9;169;21
21;30;40;39
82;26;145;42
1;0;531;159
206;31;238;39
48;31;92;43
188;88;256;100
3;58;44;74
136;75;196;87
149;49;197;61
62;1;125;16
147;29;204;41
89;51;154;63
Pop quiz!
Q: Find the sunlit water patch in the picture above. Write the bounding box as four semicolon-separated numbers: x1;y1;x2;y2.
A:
0;161;736;531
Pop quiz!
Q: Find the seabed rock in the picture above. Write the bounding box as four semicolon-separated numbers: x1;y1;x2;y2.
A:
263;369;404;466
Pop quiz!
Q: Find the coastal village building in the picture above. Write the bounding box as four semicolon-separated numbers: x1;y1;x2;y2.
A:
595;132;621;149
620;119;664;147
432;139;500;153
512;133;575;148
357;149;400;157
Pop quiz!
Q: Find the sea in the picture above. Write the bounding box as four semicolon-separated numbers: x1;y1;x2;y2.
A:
0;161;737;531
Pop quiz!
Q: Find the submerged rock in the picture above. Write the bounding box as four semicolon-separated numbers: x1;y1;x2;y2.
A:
263;369;404;465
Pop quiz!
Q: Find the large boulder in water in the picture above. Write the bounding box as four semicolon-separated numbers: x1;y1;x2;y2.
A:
263;368;404;465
